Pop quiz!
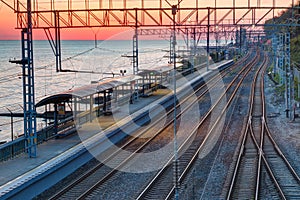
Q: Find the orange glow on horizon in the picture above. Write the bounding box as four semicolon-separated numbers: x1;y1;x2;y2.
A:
0;0;292;40
0;2;132;40
0;6;19;40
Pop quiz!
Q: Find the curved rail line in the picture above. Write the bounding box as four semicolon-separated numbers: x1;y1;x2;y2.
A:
227;51;267;199
260;56;300;199
227;51;300;199
135;50;261;200
49;55;252;199
0;59;237;199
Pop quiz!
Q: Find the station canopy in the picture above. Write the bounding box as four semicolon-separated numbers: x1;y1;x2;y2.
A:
36;75;141;107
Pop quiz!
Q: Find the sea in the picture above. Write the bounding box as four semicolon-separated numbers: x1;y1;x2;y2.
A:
0;36;223;143
0;39;180;142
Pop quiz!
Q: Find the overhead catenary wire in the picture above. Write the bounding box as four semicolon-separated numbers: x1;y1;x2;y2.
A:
0;41;170;109
0;47;94;84
0;44;169;84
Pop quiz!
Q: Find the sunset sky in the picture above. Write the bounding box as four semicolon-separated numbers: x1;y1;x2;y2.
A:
0;0;292;40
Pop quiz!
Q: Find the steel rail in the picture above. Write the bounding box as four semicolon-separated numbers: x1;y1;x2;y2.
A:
226;50;266;199
253;52;267;199
50;57;249;199
247;55;286;199
247;55;299;199
227;51;300;199
75;56;252;199
165;50;262;200
264;125;300;183
261;55;300;185
136;50;260;200
259;57;300;199
258;56;287;199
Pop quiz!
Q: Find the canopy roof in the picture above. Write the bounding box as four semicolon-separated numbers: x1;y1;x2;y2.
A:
36;75;141;107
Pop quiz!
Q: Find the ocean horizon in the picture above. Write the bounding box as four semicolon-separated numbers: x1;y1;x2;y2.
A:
0;37;226;142
0;39;173;142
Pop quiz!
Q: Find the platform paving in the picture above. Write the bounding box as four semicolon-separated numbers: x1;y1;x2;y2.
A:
0;89;171;186
0;60;229;192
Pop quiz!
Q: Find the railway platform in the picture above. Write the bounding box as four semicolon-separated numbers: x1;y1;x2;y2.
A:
0;88;168;184
0;59;233;199
0;89;172;199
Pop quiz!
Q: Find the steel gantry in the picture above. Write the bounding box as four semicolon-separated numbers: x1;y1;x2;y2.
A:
11;1;300;29
8;0;300;74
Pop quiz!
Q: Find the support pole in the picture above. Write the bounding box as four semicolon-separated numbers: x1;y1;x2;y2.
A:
133;8;139;75
298;69;300;100
54;104;58;135
272;33;277;74
90;95;93;122
131;8;139;102
103;90;107;112
170;34;174;64
192;27;196;68
284;32;293;120
239;27;242;55
11;112;13;141
207;8;210;71
95;34;97;48
6;107;14;156
291;67;295;121
54;11;62;72
5;107;14;142
233;0;236;24
278;33;284;85
22;0;37;157
172;5;179;200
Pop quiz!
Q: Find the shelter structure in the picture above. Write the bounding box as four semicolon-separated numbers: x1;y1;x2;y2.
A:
35;75;142;136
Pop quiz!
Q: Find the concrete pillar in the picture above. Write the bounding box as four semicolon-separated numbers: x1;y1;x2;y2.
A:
74;97;77;122
114;87;118;103
103;90;107;112
90;95;93;122
54;104;58;135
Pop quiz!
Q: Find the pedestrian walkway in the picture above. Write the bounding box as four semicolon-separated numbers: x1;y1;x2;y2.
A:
0;60;232;198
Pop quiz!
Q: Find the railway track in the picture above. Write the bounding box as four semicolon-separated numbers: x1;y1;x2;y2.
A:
227;51;266;199
227;51;300;199
49;55;253;199
262;125;300;199
136;50;262;200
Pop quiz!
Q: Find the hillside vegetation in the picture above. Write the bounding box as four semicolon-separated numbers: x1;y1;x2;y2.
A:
265;7;300;65
264;6;300;101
